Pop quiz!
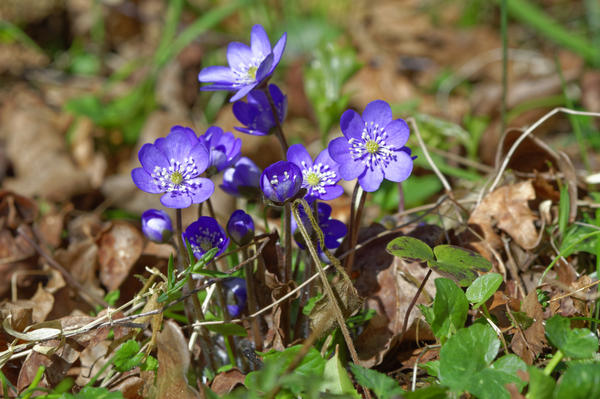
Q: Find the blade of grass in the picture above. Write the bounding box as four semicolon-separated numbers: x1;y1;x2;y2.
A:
503;0;600;66
555;56;591;170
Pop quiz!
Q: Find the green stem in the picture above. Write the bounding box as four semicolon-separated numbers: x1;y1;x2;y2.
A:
344;184;366;272
543;350;564;376
21;366;46;399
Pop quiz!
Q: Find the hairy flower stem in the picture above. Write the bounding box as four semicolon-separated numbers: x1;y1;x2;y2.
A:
262;85;288;154
344;183;366;272
244;247;264;351
400;269;431;341
291;201;363;370
282;202;293;340
206;197;216;219
176;209;215;371
208;260;239;366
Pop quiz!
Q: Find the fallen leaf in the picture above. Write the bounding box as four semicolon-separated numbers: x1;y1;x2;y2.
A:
210;369;245;395
155;320;201;399
98;221;143;291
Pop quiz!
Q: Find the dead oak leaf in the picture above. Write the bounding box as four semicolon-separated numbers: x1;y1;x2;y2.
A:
98;221;143;291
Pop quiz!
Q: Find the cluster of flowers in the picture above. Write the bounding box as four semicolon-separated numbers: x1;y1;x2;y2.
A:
132;24;414;315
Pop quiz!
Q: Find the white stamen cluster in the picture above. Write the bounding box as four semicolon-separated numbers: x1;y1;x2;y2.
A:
301;161;337;195
269;170;291;187
233;55;265;86
191;227;224;254
152;157;198;193
348;121;396;169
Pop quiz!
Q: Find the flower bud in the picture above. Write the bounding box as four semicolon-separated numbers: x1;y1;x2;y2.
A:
260;161;303;204
227;210;255;246
141;209;173;243
222;277;247;317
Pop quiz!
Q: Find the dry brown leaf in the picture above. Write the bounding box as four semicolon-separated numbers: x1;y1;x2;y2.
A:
29;284;54;323
210;369;245;395
98;221;143;291
155;320;201;399
469;181;538;255
511;290;546;365
76;340;110;386
112;376;144;399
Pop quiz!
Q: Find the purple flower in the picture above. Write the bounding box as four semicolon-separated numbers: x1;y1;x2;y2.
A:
292;202;347;251
131;126;214;208
222;277;247;317
182;216;230;258
227;210;255;246
197;24;287;102
199;126;242;174
287;143;343;202
260;161;303;204
233;84;287;136
141;209;173;243
220;157;262;198
328;100;413;192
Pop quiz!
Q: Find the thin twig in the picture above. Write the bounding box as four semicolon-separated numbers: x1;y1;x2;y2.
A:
412;344;441;391
401;269;432;342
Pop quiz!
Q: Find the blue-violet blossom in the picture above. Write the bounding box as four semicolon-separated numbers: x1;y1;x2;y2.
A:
220;157;262;198
233;84;287;136
287;143;343;202
260;161;303;204
222;277;247;317
199;126;242;174
227;210;255;246
141;209;173;243
131;126;214;208
197;24;287;102
292;202;347;251
182;216;229;258
328;100;413;192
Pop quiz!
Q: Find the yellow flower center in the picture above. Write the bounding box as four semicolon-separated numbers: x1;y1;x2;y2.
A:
365;140;379;154
247;66;258;80
170;171;183;185
306;172;320;187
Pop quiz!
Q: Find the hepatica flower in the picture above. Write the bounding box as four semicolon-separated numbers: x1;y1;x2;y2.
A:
287;143;343;202
198;24;287;102
183;216;229;258
222;277;247;317
260;161;303;204
131;126;214;208
227;210;255;246
220;157;262;198
141;209;173;243
292;202;347;251
199;126;242;174
328;100;413;192
233;84;287;136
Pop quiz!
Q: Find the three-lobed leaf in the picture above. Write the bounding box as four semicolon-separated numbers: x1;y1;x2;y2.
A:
386;236;435;263
432;245;492;286
554;362;600;399
429;278;469;343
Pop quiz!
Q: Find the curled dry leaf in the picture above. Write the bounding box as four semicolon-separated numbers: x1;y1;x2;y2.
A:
469;180;538;257
98;221;143;291
210;369;246;395
155;320;201;399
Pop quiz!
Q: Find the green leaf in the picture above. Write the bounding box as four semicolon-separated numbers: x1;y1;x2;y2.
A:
113;340;144;372
104;290;120;307
560;224;600;257
422;360;440;378
439;323;499;392
431;245;492;286
465;273;503;308
204;322;248;337
545;315;598;358
527;366;555;399
67;387;125;399
430;278;469;343
321;350;360;398
439;324;526;398
386;236;435;263
554;362;600;399
141;355;158;371
349;363;404;399
403;384;448;399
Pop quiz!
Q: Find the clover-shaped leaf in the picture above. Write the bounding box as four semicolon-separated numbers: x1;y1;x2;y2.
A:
387;237;492;286
545;315;598;358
